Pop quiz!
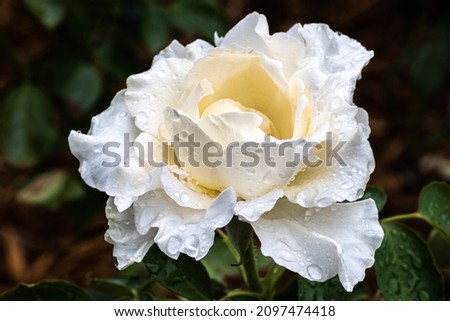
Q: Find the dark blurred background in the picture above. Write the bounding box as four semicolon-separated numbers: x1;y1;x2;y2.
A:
0;0;449;294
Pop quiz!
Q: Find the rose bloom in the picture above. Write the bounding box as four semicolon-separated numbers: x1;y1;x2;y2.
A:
69;12;383;291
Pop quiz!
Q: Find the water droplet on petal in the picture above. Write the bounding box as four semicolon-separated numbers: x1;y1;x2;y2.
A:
340;180;355;189
185;235;200;257
180;192;190;204
246;167;256;175
118;111;127;118
167;236;182;255
317;197;334;207
171;110;181;122
263;171;277;185
356;188;364;198
276;249;297;263
136;112;148;124
307;264;323;280
178;130;188;140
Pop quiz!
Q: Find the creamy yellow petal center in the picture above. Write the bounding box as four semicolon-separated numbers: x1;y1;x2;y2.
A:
190;52;294;139
202;98;279;137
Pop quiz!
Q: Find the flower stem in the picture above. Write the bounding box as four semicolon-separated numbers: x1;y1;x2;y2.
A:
217;228;263;294
382;212;422;223
382;212;450;242
243;241;263;293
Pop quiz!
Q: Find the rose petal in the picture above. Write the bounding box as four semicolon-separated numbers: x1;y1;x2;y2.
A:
290;23;373;97
153;39;214;63
219;12;270;53
68;91;154;210
161;167;213;209
285;123;374;207
125;58;193;136
251;198;383;291
198;111;267;146
104;197;157;270
188;49;292;139
235;188;284;222
133;187;236;260
219;13;307;79
163;107;305;200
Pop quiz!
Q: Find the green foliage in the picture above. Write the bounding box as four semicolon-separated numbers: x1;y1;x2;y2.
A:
88;276;154;300
1;84;57;166
141;3;171;53
225;217;254;265
298;276;367;301
59;63;102;112
0;280;90;300
143;246;213;300
428;229;450;268
418;182;450;238
375;222;443;300
23;0;66;29
16;170;85;208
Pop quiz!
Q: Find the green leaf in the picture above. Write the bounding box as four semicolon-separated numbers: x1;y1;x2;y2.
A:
418;182;450;238
23;0;66;28
375;222;443;300
140;4;171;53
88;276;153;301
428;229;450;268
17;170;85;208
0;84;57;166
143;246;213;300
59;63;102;112
361;185;387;211
297;276;367;301
225;217;253;265
0;280;90;300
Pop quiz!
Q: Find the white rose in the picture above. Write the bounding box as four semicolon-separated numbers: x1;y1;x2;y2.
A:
68;12;383;291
